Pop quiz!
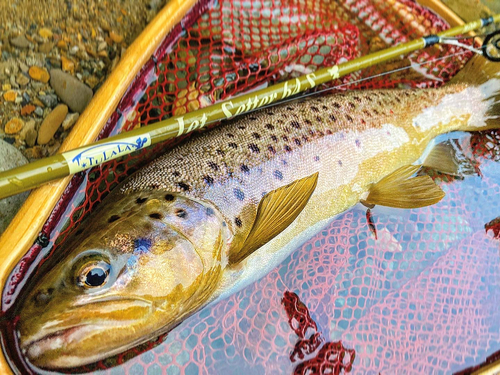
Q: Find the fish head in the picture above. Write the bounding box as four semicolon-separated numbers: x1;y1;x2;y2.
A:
17;191;228;369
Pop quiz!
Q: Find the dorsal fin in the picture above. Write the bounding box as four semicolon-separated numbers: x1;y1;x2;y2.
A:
362;165;445;209
228;172;319;265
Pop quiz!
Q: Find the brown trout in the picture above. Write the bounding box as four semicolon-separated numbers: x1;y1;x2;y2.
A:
17;55;500;369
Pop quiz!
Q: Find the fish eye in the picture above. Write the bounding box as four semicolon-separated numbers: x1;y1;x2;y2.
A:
77;261;111;289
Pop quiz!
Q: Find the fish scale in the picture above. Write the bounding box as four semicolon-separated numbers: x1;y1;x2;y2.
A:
122;87;443;237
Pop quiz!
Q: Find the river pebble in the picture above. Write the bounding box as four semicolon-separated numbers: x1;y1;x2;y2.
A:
50;69;93;113
28;66;50;83
10;35;30;49
37;104;68;144
62;112;79;130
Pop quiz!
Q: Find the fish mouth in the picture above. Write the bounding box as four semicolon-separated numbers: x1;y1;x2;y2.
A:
21;324;91;362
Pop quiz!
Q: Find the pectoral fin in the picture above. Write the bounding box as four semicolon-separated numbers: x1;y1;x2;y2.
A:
228;172;319;264
363;165;445;209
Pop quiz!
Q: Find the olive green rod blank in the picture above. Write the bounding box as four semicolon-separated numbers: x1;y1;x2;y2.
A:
1;14;499;200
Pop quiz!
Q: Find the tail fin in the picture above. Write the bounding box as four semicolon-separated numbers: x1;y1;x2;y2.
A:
449;55;500;130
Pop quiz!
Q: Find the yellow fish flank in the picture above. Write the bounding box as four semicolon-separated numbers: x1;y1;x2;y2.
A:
16;56;500;369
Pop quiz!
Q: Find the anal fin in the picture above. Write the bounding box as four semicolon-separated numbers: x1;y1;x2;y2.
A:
228;172;319;265
363;165;445;209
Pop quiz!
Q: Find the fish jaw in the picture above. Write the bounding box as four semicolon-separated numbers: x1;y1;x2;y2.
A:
19;295;160;369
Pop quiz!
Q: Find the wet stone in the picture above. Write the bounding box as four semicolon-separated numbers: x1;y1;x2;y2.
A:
34;107;44;117
10;35;30;49
62;112;79;130
21;104;36;116
3;90;17;102
4;118;24;134
0;139;30;234
37;104;68;144
38;28;53;39
16;73;30;86
38;104;68;145
38;42;54;54
39;94;58;107
50;69;93;113
29;66;50;83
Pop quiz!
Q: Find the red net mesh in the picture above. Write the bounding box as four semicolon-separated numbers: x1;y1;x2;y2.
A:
2;0;499;374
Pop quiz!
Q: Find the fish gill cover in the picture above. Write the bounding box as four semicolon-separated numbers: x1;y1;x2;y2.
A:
2;0;500;374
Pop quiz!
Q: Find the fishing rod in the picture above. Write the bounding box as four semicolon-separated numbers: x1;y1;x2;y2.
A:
0;15;500;200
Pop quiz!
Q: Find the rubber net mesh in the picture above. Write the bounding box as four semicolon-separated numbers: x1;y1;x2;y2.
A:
3;0;500;374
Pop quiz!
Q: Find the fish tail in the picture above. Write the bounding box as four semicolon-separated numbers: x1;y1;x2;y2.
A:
449;54;500;131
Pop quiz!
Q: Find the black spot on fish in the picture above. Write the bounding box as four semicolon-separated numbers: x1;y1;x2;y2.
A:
353;96;361;103
235;217;242;227
252;132;261;140
136;197;147;204
234;188;245;201
302;135;309;142
311;106;319;112
284;145;292;152
305;119;312;126
216;149;225;156
282;135;289;142
348;103;355;109
204;175;214;185
172;171;181;177
108;215;120;223
249;116;258;121
338;160;343;166
177;182;190;191
322;105;328;110
346;115;353;122
290;120;300;129
325;129;332;135
175;209;187;218
75;228;84;236
165;194;174;201
265;124;274;130
240;164;250;174
267;112;274;116
268;145;276;154
329;114;336;122
226;133;234;138
206;207;215;216
373;109;380;115
273;170;283;180
248;143;260;153
286;106;294;111
355;139;361;147
333;102;341;109
228;142;238;149
395;96;401;103
149;213;163;220
363;110;371;117
238;125;246;130
207;161;219;171
314;156;320;161
316;116;322;122
294;138;301;146
271;135;278;142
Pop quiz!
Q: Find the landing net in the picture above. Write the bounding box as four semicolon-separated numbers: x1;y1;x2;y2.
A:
3;0;500;374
